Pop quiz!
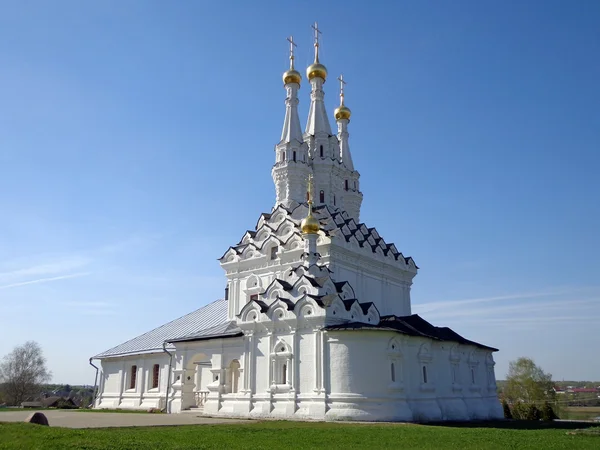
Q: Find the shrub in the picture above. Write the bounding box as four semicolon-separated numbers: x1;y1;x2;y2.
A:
502;400;513;419
525;404;541;421
56;400;78;410
541;401;558;421
511;402;541;421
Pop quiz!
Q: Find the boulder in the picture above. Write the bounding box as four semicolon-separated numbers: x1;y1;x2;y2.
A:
24;412;49;426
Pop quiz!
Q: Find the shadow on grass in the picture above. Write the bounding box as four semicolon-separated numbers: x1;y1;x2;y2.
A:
423;419;599;431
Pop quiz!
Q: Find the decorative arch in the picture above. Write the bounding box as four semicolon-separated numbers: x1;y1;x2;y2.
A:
294;296;319;320
387;336;404;390
271;307;286;321
449;345;461;386
418;343;433;362
387;337;403;354
349;304;362;321
269;289;282;301
329;297;347;320
240;303;262;323
271;338;293;388
418;342;433;387
246;274;262;290
226;359;241;394
241;244;260;260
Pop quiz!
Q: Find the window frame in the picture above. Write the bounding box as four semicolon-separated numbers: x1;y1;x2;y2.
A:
129;365;137;390
151;364;160;390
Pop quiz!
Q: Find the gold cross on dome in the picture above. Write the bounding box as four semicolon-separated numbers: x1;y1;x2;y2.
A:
286;35;297;62
311;22;322;47
338;74;347;105
286;35;297;70
307;174;314;203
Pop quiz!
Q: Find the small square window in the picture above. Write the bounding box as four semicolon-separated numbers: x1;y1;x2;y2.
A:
250;294;258;301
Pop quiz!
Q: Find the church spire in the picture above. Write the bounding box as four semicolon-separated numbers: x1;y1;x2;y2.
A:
334;74;354;171
272;35;311;208
305;22;332;136
280;36;303;144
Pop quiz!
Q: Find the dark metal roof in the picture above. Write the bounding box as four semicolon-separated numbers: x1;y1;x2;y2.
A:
324;314;498;351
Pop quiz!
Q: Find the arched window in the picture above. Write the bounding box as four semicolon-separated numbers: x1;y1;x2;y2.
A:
228;360;241;394
345;180;349;191
319;190;324;203
151;364;160;389
293;151;296;162
391;363;395;382
272;341;292;388
130;365;137;389
320;145;324;158
471;368;476;384
422;366;428;384
282;151;286;162
270;246;278;260
333;195;336;206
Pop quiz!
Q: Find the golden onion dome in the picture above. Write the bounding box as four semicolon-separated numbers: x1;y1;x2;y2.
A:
283;69;302;85
307;62;327;81
300;214;320;234
334;104;351;121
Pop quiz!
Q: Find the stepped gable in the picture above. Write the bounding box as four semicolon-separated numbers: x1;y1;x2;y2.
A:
219;203;416;270
325;314;498;351
219;205;306;263
291;203;418;270
237;249;379;326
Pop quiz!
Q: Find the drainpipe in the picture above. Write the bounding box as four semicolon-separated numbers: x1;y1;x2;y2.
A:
89;358;99;408
162;342;174;413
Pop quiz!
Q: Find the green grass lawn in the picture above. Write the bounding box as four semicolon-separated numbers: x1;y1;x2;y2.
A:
0;421;598;450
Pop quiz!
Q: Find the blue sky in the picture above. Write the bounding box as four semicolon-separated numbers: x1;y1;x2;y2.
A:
1;1;599;384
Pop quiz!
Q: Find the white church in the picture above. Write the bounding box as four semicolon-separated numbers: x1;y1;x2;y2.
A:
91;26;504;422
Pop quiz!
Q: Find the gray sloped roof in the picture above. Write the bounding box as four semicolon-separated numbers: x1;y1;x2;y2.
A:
167;321;242;343
94;298;229;358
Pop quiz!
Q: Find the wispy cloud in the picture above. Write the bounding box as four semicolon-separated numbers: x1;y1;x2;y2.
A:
419;298;598;321
0;233;161;293
0;256;92;283
413;286;600;333
0;272;91;290
413;287;584;314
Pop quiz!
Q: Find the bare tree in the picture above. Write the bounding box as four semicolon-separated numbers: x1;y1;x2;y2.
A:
0;341;51;406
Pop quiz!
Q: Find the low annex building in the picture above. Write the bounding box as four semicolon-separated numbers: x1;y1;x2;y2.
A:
92;26;503;422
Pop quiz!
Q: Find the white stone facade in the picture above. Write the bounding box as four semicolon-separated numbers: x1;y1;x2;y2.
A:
93;32;503;422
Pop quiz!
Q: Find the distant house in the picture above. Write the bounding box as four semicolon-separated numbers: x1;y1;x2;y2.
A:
567;388;598;394
41;396;77;408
